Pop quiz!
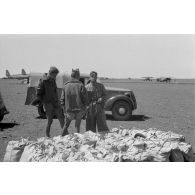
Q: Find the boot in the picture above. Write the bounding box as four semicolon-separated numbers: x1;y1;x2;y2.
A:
62;128;69;136
62;117;71;136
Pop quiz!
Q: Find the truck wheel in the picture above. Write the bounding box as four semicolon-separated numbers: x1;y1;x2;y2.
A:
112;101;132;121
38;104;46;119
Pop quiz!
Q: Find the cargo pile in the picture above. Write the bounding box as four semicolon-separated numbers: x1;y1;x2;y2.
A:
4;128;195;162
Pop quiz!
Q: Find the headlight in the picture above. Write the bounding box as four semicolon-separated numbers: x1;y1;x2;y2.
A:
124;92;131;97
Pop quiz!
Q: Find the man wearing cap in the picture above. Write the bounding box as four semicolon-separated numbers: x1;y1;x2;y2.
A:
85;71;109;132
36;66;64;137
60;69;89;136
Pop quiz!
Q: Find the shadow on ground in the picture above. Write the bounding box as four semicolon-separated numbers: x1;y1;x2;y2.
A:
36;116;46;119
36;114;151;122
0;122;19;130
106;114;151;121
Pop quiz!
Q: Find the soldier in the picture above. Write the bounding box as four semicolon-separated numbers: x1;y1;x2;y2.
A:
36;66;64;137
85;71;109;133
60;69;89;136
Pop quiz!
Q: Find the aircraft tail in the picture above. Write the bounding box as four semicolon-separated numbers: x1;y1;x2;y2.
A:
21;69;26;75
6;70;10;77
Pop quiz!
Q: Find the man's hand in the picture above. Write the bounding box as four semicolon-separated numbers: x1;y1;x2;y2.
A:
97;98;103;103
30;98;41;106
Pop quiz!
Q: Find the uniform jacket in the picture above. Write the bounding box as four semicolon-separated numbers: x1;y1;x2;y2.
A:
36;76;59;107
60;78;89;112
85;82;106;107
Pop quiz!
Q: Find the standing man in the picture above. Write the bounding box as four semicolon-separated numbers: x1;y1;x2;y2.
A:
60;69;89;136
85;71;109;133
36;66;64;137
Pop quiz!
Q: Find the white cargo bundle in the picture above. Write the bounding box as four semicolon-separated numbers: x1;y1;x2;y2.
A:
4;128;195;162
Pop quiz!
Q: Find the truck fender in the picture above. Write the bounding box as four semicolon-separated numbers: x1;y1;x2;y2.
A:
104;95;134;111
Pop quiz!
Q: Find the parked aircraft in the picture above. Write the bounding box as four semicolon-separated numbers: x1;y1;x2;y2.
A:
142;77;153;81
156;77;172;82
100;77;109;80
3;69;29;80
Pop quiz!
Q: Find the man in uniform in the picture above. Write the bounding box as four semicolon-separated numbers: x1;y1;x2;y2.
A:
60;69;89;136
36;66;64;137
85;71;109;133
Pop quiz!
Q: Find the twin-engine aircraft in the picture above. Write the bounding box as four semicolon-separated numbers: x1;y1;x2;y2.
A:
142;77;173;83
3;69;29;81
142;77;153;81
156;77;172;82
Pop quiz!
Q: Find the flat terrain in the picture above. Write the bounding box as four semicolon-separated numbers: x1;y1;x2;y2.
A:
0;79;195;161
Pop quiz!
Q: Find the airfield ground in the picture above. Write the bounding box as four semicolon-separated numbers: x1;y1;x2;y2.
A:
0;79;195;161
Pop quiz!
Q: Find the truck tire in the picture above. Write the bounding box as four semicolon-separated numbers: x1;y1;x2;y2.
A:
38;104;46;119
112;101;132;121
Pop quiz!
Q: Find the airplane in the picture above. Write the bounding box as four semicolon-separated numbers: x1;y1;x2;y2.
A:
99;77;109;80
142;77;153;81
3;69;30;82
156;77;172;82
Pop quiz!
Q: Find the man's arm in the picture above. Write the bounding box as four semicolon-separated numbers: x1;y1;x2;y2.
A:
36;79;45;101
101;84;107;102
60;87;65;107
80;85;89;107
97;84;106;104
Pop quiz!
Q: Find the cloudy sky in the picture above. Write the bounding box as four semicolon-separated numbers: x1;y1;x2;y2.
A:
0;34;195;78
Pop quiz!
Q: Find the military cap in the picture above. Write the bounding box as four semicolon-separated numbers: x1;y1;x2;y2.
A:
71;68;80;78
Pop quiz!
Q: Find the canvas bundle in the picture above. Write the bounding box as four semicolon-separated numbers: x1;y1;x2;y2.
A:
4;138;32;162
4;128;195;162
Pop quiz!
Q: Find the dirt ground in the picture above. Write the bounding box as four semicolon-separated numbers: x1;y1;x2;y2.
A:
0;79;195;161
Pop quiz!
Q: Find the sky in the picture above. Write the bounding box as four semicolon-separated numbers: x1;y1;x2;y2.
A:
0;34;195;79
